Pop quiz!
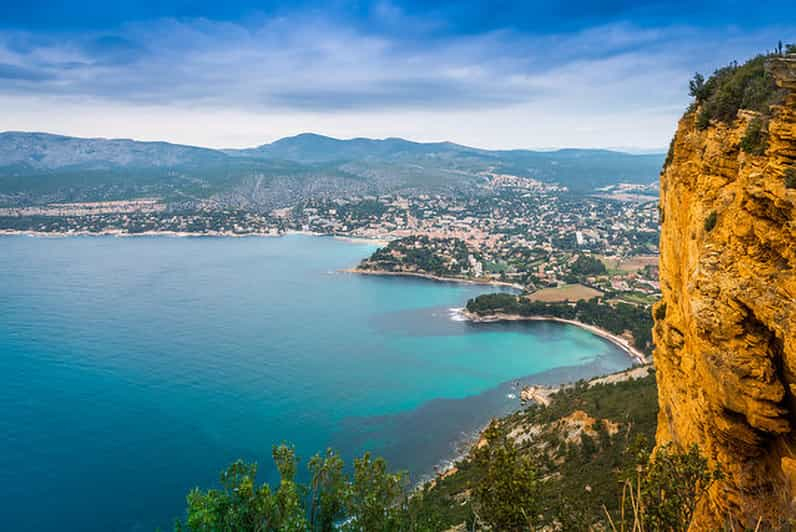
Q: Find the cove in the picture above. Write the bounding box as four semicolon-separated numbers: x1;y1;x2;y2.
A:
0;234;632;530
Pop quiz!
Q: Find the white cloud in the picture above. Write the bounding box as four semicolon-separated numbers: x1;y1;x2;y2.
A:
0;16;792;149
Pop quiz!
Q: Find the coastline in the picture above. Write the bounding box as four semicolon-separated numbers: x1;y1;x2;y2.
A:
460;309;648;365
424;363;653;489
0;228;389;246
342;267;525;291
0;228;284;238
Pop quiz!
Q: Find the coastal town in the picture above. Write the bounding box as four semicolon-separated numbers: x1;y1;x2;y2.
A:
1;177;661;306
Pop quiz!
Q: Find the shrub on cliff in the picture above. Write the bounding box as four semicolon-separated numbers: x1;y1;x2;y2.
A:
471;422;540;531
609;442;723;532
704;211;718;232
691;54;786;129
785;165;796;189
740;116;768;155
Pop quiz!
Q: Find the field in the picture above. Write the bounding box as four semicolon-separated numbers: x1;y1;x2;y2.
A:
618;255;658;272
527;283;603;302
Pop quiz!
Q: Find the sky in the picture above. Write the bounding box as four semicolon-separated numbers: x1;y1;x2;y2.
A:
0;1;794;150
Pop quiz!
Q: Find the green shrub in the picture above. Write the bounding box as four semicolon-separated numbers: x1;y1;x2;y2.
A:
696;109;711;130
176;445;429;532
632;443;722;532
704;211;718;232
472;422;540;531
785;165;796;189
740;117;768;155
570;254;607;276
691;54;786;128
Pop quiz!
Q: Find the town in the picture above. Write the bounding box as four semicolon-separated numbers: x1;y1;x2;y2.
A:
0;175;661;304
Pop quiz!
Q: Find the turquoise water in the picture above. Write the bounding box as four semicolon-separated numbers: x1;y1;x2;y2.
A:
0;234;631;530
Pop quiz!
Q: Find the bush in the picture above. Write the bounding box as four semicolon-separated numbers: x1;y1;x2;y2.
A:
654;302;667;321
179;445;308;532
472;422;540;531
785;165;796;189
691;54;785;128
570;254;607;276
613;443;723;532
740;117;768;155
176;445;431;532
704;211;718;232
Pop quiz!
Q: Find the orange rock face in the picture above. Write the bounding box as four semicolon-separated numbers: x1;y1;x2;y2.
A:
654;55;796;528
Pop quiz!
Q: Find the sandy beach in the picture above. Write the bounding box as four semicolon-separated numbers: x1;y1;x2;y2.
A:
460;309;649;365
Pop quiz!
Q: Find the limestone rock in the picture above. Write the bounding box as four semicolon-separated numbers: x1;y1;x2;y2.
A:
655;55;796;528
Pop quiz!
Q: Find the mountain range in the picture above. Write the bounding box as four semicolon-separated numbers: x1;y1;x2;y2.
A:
0;131;665;208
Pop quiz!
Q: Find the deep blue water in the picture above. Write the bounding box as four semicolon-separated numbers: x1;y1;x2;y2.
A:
0;234;631;530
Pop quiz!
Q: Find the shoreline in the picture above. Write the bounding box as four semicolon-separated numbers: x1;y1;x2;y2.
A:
424;363;653;490
460;309;648;365
0;228;390;246
0;228;284;239
342;267;525;291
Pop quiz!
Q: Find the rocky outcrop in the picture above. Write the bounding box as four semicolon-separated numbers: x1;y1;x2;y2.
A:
654;55;796;528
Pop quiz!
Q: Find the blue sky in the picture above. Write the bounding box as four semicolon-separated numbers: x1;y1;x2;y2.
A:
0;1;794;149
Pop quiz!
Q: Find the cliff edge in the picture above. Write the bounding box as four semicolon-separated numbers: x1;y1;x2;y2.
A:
655;54;796;527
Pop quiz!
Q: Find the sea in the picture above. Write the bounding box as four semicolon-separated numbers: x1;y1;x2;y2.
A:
0;234;632;530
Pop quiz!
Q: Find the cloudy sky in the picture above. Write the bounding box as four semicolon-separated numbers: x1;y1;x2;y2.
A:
0;1;794;150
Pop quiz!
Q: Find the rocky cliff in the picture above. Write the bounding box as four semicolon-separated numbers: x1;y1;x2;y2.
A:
655;54;796;528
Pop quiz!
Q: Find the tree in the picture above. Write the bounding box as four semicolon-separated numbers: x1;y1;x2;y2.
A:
637;444;722;531
272;445;311;532
343;453;407;532
472;422;540;531
570;254;607;276
307;449;347;532
179;445;309;532
178;446;414;532
688;73;707;101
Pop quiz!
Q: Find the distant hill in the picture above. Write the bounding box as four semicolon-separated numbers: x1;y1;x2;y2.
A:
225;133;477;163
0;131;664;207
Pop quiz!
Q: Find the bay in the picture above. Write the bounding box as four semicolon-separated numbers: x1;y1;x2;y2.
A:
0;234;631;530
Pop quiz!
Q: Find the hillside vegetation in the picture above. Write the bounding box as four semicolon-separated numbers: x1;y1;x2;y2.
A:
0;132;663;207
177;372;726;531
